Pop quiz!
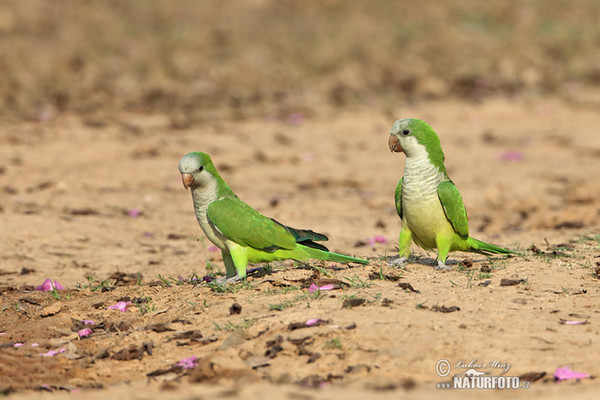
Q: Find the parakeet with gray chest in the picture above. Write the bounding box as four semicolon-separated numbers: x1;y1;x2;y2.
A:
179;152;368;281
388;118;513;270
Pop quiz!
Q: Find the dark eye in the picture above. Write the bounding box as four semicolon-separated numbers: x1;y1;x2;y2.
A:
198;165;204;172
402;129;410;136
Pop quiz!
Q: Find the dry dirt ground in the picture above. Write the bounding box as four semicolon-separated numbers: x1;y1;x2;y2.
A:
1;96;599;399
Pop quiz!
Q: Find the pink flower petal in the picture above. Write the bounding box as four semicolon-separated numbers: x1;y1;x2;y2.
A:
554;366;591;381
563;320;588;325
498;150;524;162
107;301;131;312
13;343;24;347
176;355;198;369
78;328;93;338
318;284;335;291
35;279;64;291
128;209;141;218
31;343;39;347
308;283;335;293
367;236;388;246
82;320;95;325
306;318;326;326
207;245;219;252
40;347;66;357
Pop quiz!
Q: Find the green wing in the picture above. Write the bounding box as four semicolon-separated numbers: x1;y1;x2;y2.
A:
207;197;319;252
437;180;469;238
394;177;404;219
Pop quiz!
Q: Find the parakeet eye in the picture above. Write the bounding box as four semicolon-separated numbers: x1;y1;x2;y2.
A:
198;166;204;172
402;129;410;135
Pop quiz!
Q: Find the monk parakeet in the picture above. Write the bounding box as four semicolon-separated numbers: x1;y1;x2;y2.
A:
388;119;513;270
178;152;368;280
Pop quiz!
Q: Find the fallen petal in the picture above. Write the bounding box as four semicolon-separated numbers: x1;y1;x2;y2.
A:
318;284;335;291
82;320;95;325
78;328;93;338
40;347;66;357
13;343;24;347
308;283;319;293
554;366;591;381
562;320;589;325
306;318;326;326
107;301;132;312
35;279;64;291
175;355;198;369
128;209;141;218
498;150;524;161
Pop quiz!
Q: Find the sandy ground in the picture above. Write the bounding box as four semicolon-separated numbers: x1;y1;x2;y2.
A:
1;96;599;399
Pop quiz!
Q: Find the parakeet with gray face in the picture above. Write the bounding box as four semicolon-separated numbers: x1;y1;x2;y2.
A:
178;152;368;280
388;119;513;270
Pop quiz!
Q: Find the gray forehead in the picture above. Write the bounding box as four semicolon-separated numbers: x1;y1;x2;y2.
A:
178;155;200;173
391;119;411;133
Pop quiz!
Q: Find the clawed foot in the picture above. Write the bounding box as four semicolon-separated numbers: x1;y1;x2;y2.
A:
387;256;411;267
214;275;242;284
434;259;453;271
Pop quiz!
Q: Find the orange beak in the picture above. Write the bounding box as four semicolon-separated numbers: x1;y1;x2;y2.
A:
389;135;403;153
181;173;194;189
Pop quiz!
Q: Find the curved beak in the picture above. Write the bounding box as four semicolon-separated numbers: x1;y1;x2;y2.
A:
181;173;194;189
388;135;403;153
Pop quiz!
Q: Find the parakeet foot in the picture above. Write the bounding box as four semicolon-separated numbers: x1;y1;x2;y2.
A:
434;259;453;271
215;275;242;284
388;256;410;267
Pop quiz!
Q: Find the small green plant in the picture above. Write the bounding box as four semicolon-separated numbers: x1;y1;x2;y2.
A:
324;337;343;350
416;300;428;309
343;275;372;288
213;318;255;332
449;279;458;287
83;276;112;292
268;300;293;311
135;296;155;315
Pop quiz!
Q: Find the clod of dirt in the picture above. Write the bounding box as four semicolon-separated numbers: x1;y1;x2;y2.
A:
171;330;203;340
460;258;474;268
342;298;367;308
110;272;143;286
111;342;153;361
145;323;175;333
398;282;420;292
307;353;321;363
478;280;492;287
265;336;284;359
431;305;461;313
368;271;402;281
500;278;525;287
229;302;242;315
382;298;394;307
345;364;372;374
518;371;546;383
187;349;260;383
40;303;62;317
480;265;492;273
67;208;99;216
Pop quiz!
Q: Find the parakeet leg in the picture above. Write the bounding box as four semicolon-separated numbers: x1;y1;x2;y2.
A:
227;242;249;279
222;252;238;278
389;224;413;267
435;234;453;271
398;223;412;258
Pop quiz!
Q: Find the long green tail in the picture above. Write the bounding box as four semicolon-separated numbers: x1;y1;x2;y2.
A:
468;238;515;255
302;245;369;264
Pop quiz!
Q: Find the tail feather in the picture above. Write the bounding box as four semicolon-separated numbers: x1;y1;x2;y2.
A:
301;245;369;264
469;238;514;255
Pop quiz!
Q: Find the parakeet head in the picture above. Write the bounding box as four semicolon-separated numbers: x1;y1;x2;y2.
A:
178;152;216;189
388;118;446;170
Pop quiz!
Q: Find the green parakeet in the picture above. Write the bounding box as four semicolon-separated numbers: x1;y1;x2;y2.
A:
388;119;513;270
179;152;369;280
